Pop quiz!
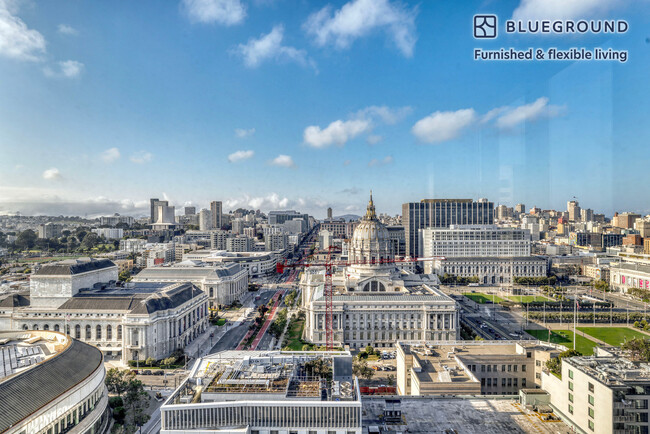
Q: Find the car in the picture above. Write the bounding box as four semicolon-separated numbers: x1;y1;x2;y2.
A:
142;370;152;375
153;370;164;376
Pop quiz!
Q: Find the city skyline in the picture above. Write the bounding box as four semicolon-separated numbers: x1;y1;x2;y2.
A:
1;0;649;218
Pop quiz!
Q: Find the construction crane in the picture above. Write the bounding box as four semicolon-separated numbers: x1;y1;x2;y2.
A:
277;250;446;350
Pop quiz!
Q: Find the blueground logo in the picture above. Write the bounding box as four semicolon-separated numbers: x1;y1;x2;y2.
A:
474;15;497;39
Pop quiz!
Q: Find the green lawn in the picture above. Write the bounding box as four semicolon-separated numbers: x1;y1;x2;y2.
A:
463;292;506;304
526;329;598;355
507;295;552;303
284;317;306;351
577;327;650;346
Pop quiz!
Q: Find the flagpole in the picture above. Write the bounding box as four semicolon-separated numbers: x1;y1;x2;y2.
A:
573;287;577;351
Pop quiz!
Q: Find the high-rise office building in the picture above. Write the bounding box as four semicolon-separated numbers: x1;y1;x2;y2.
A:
150;198;159;223
515;203;525;214
184;206;196;216
199;209;212;231
327;207;333;219
567;200;581;221
402;198;494;258
210;201;222;229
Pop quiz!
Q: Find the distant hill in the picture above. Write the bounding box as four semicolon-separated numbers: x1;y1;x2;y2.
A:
333;214;361;222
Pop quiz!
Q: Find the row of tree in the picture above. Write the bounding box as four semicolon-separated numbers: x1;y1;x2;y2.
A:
526;311;647;323
105;368;150;433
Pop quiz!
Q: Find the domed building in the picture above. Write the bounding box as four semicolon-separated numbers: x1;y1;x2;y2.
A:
301;192;458;349
347;191;393;266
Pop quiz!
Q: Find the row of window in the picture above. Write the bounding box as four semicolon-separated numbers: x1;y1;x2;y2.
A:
469;364;527;373
481;377;526;388
40;384;104;434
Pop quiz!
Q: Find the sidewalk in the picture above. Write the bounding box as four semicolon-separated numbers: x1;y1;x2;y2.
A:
184;306;252;360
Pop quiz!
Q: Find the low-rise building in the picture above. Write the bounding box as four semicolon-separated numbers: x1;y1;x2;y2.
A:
160;350;361;434
183;250;278;277
0;330;109;434
610;262;650;292
396;341;560;396
0;258;208;363
430;256;548;285
542;347;650;434
132;261;248;308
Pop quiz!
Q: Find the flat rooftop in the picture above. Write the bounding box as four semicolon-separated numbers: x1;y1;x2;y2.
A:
566;347;650;387
168;350;359;405
362;397;571;433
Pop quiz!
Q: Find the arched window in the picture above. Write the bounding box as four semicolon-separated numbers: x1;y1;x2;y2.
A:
54;324;60;332
107;325;112;340
96;325;102;340
86;325;92;340
117;325;122;340
43;324;49;331
22;324;28;330
33;324;39;330
75;325;81;339
209;288;214;297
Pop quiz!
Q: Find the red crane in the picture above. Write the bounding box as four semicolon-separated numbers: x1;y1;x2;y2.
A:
277;250;446;350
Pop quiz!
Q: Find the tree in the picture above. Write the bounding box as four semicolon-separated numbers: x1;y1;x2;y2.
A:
365;345;375;356
145;357;155;367
119;270;132;282
123;379;150;433
546;349;582;377
594;279;609;292
105;368;135;398
622;338;650;362
81;233;100;250
15;230;37;250
352;358;374;380
387;374;395;386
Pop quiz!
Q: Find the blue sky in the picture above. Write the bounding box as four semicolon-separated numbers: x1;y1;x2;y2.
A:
1;0;649;218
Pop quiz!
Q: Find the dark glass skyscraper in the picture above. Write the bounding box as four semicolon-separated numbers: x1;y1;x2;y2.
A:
402;198;494;257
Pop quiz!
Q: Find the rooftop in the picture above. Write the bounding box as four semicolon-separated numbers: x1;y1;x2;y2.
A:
33;258;116;276
0;331;103;433
56;282;204;314
565;347;650;387
166;350;358;405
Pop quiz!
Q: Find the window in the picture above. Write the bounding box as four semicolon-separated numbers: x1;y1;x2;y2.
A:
487;365;491;372
481;378;485;386
96;325;102;339
568;369;574;379
513;365;518;372
107;325;112;340
588;395;594;405
588;407;594;418
481;365;485;372
507;378;512;387
522;378;526;387
508;365;512;372
569;381;574;391
588;382;594;393
568;404;573;414
85;325;91;340
513;378;518;387
569;393;574;403
117;325;122;340
502;378;506;387
522;365;526;372
502;365;506;372
588;420;594;431
75;325;81;339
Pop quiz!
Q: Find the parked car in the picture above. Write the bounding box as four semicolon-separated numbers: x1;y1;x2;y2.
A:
142;370;152;375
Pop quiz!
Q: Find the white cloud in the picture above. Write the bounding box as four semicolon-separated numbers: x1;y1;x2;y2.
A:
130;151;153;164
304;0;418;57
235;128;255;138
101;147;120;163
234;25;314;69
57;24;78;35
44;60;84;78
494;97;563;129
182;0;246;25
228;149;255;162
411;109;477;144
42;168;61;180
512;0;622;21
269;154;295;168
0;2;46;61
366;134;382;145
304;119;371;148
356;105;412;124
368;155;393;167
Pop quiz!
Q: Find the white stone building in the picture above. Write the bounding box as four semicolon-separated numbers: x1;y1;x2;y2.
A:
302;193;458;349
0;258;208;363
132;261;248;308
